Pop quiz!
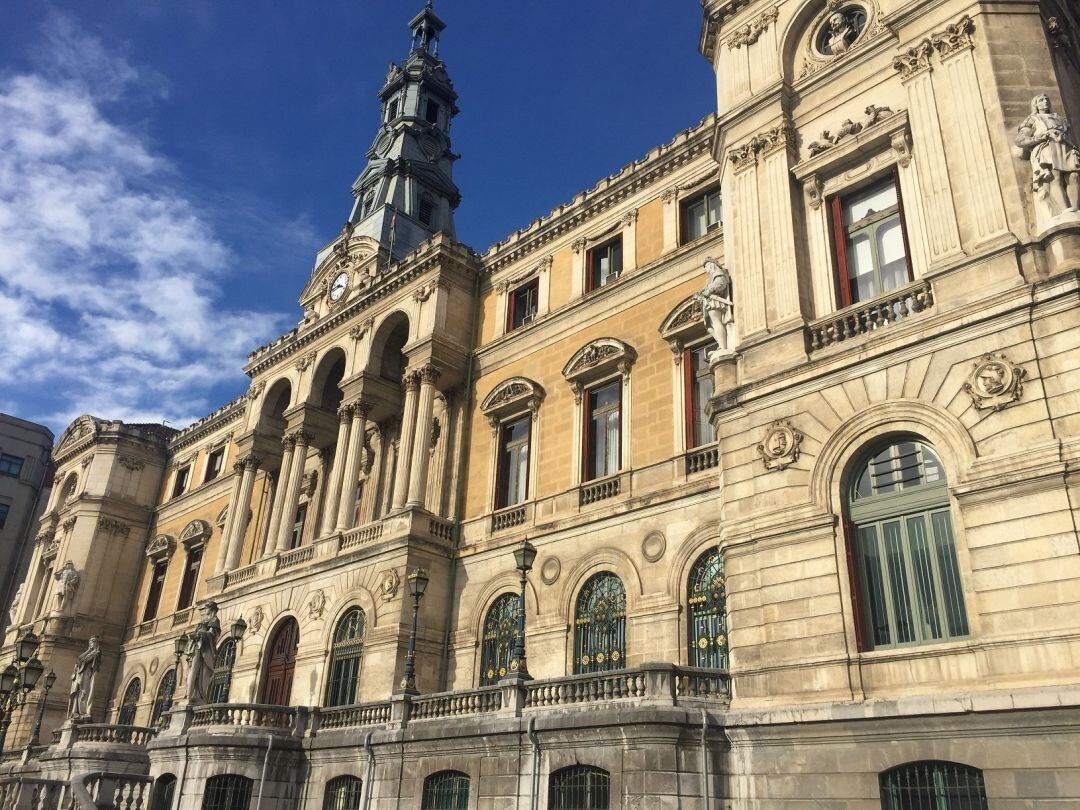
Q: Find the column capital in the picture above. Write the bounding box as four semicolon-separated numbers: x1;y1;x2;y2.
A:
282;434;297;450
234;454;263;472
291;429;316;447
354;399;373;419
419;365;442;386
402;371;422;393
337;403;355;422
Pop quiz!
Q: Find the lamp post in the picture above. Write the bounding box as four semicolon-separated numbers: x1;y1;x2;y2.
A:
505;538;537;682
399;567;430;696
28;670;57;747
229;617;248;644
0;630;46;754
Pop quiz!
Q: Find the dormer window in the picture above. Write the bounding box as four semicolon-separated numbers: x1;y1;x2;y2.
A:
418;194;436;227
586;237;622;292
425;99;440;125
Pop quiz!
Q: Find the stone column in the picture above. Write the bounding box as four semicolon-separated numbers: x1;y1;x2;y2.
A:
225;455;262;571
321;404;353;535
406;366;441;508
391;372;421;510
214;463;245;575
275;431;313;552
263;436;295;557
335;402;370;531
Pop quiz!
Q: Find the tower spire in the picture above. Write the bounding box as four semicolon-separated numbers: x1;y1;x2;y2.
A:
344;2;460;259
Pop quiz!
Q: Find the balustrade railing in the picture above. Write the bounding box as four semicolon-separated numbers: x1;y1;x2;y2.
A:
525;669;647;708
686;444;719;474
170;609;191;628
84;773;153;810
411;687;503;720
428;518;454;541
278;545;314;570
491;505;527;532
74;724;156;747
579;475;620;506
317;702;393;730
0;779;68;810
675;667;732;700
340;522;384;550
809;279;934;350
225;563;258;588
190;704;296;730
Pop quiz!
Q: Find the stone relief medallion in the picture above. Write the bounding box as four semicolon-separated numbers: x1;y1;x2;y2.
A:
641;531;667;563
964;353;1027;411
381;569;401;602
149;658;159;676
757;420;803;471
248;606;264;634
308;590;326;620
540;556;561;586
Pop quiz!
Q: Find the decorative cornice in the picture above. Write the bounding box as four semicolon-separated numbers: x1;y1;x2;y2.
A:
727;7;778;49
480;377;546;419
96;517;132;537
807;105;897;157
168;396;246;453
727;122;792;170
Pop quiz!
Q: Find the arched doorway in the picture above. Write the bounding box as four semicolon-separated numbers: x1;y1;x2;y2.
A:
259;617;299;706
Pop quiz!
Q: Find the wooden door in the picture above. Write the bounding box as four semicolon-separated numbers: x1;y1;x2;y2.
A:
259;618;299;705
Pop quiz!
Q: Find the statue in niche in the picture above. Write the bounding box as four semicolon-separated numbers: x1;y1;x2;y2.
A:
8;583;23;626
184;602;221;706
1015;94;1080;216
697;259;736;361
54;561;80;612
67;636;101;721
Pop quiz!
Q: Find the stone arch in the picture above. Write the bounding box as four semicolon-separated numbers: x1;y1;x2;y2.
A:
469;573;541;643
780;0;888;86
307;346;348;410
258;377;294;425
57;472;78;510
366;310;411;380
557;546;644;622
666;521;722;608
323;586;379;650
810;400;977;514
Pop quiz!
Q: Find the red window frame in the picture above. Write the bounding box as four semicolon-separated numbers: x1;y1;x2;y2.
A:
506;279;540;332
143;559;168;622
582;379;622;482
585;236;623;293
495;415;532;509
828;168;914;309
176;547;203;611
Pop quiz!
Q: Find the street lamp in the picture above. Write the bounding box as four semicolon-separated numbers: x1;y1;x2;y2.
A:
229;617;248;643
0;632;51;755
15;631;39;664
28;670;57;746
399;567;430;696
505;538;537;682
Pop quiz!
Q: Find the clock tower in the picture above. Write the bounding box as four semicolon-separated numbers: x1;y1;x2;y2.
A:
347;1;461;260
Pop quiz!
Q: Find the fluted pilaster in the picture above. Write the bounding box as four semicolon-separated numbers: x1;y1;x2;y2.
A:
322;404;354;535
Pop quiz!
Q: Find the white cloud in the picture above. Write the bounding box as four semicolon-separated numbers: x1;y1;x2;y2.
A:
0;19;292;433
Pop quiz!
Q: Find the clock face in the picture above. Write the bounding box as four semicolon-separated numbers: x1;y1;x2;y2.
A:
328;272;349;302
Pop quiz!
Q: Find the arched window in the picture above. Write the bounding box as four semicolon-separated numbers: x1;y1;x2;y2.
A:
687;548;728;669
202;775;253;810
207;639;236;705
323;776;363;810
480;593;520;686
549;766;610;810
325;608;366;707
153;774;177;810
150;670;176;728
117;678;141;725
880;762;987;809
846;438;968;650
421;771;469;810
574;573;626;675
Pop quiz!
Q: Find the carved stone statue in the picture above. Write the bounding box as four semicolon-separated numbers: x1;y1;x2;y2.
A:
1016;94;1080;217
184;602;221;706
54;561;81;612
8;582;23;626
697;258;736;360
68;636;101;720
826;11;856;55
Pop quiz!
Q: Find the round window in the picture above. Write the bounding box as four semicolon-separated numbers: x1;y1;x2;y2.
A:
815;5;868;56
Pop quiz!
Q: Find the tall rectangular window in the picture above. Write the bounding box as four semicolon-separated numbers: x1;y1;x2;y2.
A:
686;343;717;448
425;98;440;124
586;237;622;292
291;504;308;550
204;448;225;483
0;503;9;529
496;416;531;508
352;481;365;528
176;548;203;611
143;559;168;622
585;381;621;482
0;454;24;478
830;174;911;307
507;280;539;331
172;466;191;499
682;187;722;242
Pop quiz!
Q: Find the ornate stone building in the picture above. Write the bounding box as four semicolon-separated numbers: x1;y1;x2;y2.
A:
2;0;1080;807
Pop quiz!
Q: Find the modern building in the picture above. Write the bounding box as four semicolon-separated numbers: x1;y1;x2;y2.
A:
0;414;54;627
2;0;1080;807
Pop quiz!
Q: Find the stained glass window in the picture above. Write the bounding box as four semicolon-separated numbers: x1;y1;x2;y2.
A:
688;548;728;669
574;573;626;674
480;593;520;685
325;608;366;707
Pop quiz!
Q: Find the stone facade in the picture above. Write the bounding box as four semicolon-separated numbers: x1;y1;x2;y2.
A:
2;0;1080;808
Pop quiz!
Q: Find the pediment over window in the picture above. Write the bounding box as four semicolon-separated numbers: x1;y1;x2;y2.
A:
480;377;545;421
659;295;707;348
146;535;176;561
178;519;212;550
562;338;636;386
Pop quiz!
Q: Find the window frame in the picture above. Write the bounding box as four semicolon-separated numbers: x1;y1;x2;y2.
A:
150;669;176;728
687;548;728;670
176;547;204;612
549;765;611;810
495;414;532;510
829;170;914;308
172;465;191;499
324;607;366;707
202;775;253;810
585;236;623;293
421;771;470;810
582;378;622;483
143;558;169;622
680;185;722;244
879;761;988;810
323;776;363;810
0;503;9;530
117;678;141;726
207;639;237;705
204;447;226;484
290;503;308;550
479;592;520;686
573;572;627;675
0;454;24;478
507;278;540;332
683;341;718;450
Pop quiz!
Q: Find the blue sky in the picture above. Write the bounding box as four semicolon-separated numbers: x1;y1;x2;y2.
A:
0;1;713;435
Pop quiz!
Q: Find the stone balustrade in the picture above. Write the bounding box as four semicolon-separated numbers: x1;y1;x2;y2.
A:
339;522;384;550
580;475;621;506
278;545;314;570
189;703;299;732
0;777;69;810
317;702;393;730
83;772;153;810
809;279;935;350
685;444;719;474
525;668;648;707
73;724;156;747
491;505;527;532
411;686;504;720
